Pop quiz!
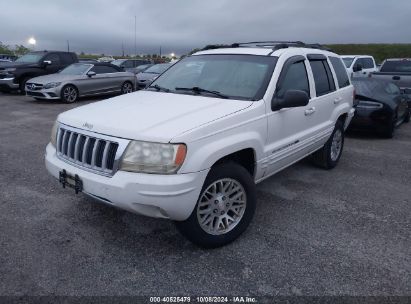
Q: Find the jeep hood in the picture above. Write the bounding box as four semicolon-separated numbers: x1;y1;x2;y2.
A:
58;91;253;142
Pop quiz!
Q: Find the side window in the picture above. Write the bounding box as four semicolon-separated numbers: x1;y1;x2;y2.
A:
362;58;374;69
329;56;350;88
309;60;336;96
123;60;134;68
59;53;74;64
276;61;310;99
44;54;60;65
91;65;119;74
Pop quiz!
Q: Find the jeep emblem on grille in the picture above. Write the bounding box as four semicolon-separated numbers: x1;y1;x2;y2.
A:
82;122;93;130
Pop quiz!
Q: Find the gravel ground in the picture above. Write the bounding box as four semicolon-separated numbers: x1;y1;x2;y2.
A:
0;92;410;297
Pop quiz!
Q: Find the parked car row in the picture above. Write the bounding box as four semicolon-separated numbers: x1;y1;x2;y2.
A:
0;50;174;102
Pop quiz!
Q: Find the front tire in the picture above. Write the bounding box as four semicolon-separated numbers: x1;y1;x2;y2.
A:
19;77;30;94
312;120;345;169
61;85;79;103
176;162;256;248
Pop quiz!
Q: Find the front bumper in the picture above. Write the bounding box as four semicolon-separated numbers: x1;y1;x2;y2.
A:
349;106;391;130
26;87;61;100
0;77;19;90
45;143;208;221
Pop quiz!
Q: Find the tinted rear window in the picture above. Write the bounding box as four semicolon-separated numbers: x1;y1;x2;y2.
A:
381;60;411;73
329;57;350;88
309;60;336;96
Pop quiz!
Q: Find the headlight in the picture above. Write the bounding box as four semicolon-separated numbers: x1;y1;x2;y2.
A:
120;141;187;174
50;121;58;147
357;100;383;109
44;82;62;89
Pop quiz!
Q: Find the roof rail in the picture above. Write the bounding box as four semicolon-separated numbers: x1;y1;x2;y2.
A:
200;41;332;54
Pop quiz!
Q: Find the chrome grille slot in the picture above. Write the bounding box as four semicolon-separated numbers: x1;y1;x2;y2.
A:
56;126;122;176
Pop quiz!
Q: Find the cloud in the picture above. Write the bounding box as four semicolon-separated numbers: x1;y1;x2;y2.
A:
0;0;409;55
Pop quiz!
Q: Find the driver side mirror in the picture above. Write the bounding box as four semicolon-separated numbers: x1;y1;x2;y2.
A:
353;64;363;72
87;71;96;77
272;90;310;111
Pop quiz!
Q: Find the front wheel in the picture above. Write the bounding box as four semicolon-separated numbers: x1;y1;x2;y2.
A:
176;162;256;248
121;81;134;94
312;120;345;169
61;85;78;103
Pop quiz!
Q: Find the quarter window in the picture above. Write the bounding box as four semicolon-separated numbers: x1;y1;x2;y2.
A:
329;56;350;88
309;60;336;96
276;61;310;99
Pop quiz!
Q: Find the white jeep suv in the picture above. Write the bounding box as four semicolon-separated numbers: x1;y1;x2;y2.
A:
45;42;355;248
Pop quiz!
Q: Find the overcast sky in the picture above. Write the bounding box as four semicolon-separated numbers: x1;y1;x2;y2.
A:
1;0;409;56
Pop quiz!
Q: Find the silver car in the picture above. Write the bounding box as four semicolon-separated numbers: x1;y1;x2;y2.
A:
25;63;136;103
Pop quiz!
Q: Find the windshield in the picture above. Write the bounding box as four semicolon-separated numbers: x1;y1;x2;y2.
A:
60;63;92;75
380;60;411;73
150;54;277;100
342;57;354;68
144;63;172;74
111;59;126;66
15;53;43;63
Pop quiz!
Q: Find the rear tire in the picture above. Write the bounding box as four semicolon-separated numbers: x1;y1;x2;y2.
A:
121;81;134;94
61;85;79;103
312;120;345;169
175;162;256;248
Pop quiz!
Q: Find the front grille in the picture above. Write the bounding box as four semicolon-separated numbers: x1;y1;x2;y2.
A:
56;127;120;175
26;83;44;91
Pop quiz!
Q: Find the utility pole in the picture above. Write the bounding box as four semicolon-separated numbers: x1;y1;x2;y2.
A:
159;46;162;58
134;15;137;58
122;42;125;57
67;40;70;52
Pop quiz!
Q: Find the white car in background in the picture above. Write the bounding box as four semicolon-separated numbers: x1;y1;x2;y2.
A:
342;55;378;78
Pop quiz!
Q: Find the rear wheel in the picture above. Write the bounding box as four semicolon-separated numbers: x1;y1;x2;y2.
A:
312;120;345;169
176;162;256;248
121;81;134;94
61;85;78;103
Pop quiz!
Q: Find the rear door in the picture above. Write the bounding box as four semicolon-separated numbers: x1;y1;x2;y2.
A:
306;54;339;136
265;55;319;176
43;53;61;74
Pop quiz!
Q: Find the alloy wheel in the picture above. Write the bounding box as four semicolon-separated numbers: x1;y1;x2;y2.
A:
330;129;342;161
197;178;247;235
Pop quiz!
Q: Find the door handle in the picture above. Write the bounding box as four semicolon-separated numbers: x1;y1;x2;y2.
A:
334;97;343;104
393;76;401;81
305;107;316;116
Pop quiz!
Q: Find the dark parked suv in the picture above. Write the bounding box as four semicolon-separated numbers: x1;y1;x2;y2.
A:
0;51;78;93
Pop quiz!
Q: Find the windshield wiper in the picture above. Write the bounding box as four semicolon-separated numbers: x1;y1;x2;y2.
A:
148;84;170;92
175;87;229;99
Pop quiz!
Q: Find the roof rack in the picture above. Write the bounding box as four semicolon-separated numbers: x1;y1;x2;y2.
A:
201;41;332;54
